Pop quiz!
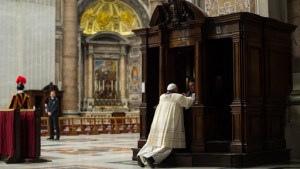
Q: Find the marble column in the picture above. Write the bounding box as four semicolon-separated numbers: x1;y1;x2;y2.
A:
120;53;127;107
286;0;300;161
62;0;79;115
120;54;126;99
86;50;94;111
87;48;93;99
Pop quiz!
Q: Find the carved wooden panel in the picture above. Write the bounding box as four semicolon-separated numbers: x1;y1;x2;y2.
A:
268;51;290;97
248;47;262;97
245;112;263;152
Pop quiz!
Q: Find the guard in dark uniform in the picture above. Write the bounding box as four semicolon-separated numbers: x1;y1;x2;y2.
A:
46;90;60;140
8;75;31;109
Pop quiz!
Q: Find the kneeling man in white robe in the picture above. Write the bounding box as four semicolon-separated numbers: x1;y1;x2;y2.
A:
137;83;195;168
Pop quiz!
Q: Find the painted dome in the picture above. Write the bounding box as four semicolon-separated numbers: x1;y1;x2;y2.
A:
80;0;141;35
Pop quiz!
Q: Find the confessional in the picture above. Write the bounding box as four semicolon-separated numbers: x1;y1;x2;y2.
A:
132;0;296;167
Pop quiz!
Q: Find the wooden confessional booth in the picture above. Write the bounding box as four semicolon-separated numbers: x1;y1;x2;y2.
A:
132;0;296;167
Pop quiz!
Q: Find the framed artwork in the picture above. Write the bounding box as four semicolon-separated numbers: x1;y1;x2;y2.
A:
94;59;119;105
131;66;139;84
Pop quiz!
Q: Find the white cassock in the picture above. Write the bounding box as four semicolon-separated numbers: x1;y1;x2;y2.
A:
138;93;194;165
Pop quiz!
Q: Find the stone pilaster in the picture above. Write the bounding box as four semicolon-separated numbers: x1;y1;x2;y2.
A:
120;54;126;99
86;48;94;111
55;0;63;87
120;54;128;107
62;0;79;116
88;49;93;99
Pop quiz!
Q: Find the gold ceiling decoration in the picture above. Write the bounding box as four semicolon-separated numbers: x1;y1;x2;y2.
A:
80;0;141;35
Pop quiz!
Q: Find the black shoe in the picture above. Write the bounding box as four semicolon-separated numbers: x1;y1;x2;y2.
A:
54;137;60;140
47;137;54;140
145;157;155;168
137;156;145;167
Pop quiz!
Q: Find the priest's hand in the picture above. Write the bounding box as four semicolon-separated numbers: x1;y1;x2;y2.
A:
48;112;52;116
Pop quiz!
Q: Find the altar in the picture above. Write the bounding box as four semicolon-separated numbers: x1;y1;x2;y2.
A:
132;0;296;167
0;109;44;163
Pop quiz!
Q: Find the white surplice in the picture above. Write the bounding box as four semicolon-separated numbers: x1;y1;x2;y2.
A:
138;93;194;165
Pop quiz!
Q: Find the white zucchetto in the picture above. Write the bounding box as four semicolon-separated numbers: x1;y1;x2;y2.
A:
167;83;177;90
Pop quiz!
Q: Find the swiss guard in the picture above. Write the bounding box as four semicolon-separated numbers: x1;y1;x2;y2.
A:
8;75;31;109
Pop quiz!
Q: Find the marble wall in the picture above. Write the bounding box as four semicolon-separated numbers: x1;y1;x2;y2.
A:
205;0;256;16
268;0;287;22
127;36;142;109
0;0;55;108
203;0;288;23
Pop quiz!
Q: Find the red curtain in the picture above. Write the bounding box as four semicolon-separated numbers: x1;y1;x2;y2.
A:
20;111;36;158
0;110;15;156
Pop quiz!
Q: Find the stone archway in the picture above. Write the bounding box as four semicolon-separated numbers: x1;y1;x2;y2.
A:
78;0;149;116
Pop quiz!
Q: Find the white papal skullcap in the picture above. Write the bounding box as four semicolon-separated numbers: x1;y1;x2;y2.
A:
167;83;177;90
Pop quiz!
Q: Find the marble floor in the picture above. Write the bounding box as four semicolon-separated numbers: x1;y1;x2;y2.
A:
0;133;300;169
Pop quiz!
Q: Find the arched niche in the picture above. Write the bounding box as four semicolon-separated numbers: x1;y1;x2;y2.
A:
78;0;148;115
81;31;142;114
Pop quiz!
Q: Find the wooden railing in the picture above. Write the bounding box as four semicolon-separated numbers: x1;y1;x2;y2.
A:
41;116;140;136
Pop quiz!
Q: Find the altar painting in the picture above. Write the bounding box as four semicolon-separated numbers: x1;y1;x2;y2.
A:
94;60;119;104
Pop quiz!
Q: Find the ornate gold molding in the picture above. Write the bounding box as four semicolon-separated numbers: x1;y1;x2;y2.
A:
80;0;141;35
